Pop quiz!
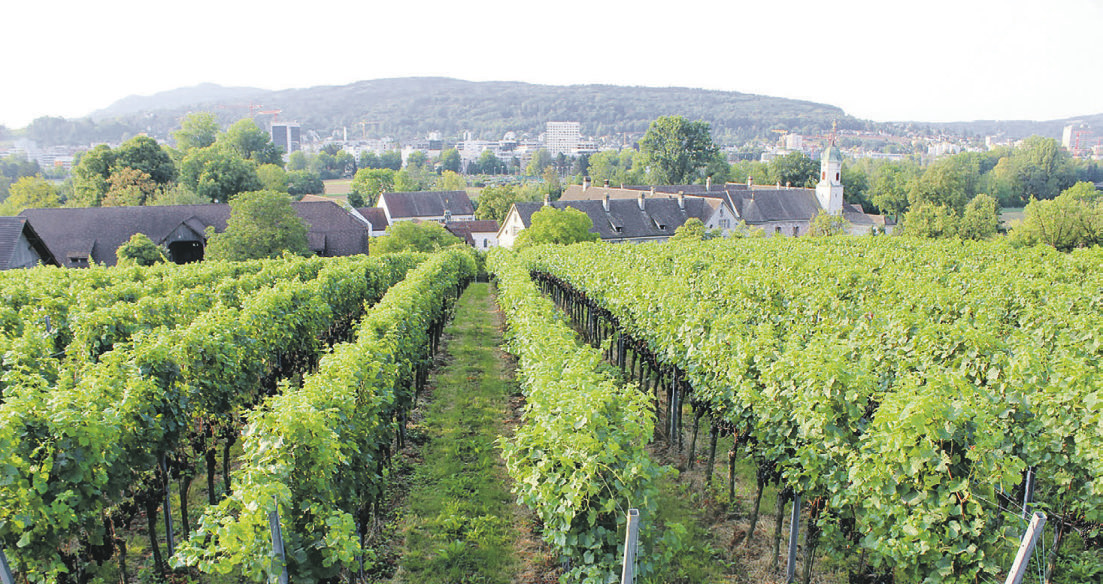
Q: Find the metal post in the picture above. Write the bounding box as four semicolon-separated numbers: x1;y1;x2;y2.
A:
269;497;289;584
620;509;641;584
0;547;14;584
786;494;802;583
1021;468;1035;520
1004;512;1046;584
162;457;175;556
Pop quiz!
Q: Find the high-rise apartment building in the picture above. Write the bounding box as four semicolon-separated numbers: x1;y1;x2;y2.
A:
270;122;302;154
545;121;580;156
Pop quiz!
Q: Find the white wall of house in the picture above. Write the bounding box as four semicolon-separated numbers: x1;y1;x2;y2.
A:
497;207;526;248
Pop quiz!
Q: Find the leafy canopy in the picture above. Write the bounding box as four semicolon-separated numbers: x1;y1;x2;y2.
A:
372;221;462;255
638;115;718;185
204;190;310;261
116;233;167;266
514;206;599;249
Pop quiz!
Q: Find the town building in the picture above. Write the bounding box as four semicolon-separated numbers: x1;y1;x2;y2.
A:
545;122;581;156
270;122;302;154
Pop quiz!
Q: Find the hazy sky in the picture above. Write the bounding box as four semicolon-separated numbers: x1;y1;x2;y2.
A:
3;0;1101;129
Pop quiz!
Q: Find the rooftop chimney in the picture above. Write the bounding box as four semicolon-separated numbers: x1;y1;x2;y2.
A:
582;176;591;191
604;179;610;188
777;180;781;188
638;191;645;211
603;193;610;213
543;194;549;206
747;175;754;187
706;176;712;191
677;192;685;210
650;186;655;197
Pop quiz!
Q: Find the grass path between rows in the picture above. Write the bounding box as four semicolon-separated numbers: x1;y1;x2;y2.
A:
384;282;540;584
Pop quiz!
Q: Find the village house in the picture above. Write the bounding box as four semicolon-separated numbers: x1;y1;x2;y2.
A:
559;142;893;237
18;200;370;268
377;190;475;224
497;191;734;248
445;220;500;249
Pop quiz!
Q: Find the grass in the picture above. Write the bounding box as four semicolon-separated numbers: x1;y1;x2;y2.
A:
324;178;353;195
387;283;522;584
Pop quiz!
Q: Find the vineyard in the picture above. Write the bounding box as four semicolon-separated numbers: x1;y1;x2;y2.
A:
491;238;1102;584
0;237;1099;584
0;248;477;582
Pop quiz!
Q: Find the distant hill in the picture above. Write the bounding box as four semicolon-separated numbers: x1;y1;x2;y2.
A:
27;78;858;146
89;83;268;120
19;78;1102;148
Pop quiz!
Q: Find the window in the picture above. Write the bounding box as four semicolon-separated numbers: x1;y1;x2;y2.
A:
793;226;800;236
775;226;781;235
720;219;730;229
483;238;488;248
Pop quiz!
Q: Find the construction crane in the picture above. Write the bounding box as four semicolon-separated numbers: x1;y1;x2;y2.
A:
255;109;282;122
357;120;382;139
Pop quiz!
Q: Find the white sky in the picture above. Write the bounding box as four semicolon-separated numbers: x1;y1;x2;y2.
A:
2;0;1101;129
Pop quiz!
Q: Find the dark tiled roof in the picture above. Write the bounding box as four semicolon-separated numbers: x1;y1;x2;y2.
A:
355;207;391;231
379;190;474;220
513;198;715;241
20;201;367;268
0;217;57;269
726;188;822;223
445;220;500;245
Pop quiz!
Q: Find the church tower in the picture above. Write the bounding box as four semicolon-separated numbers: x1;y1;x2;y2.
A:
816;125;844;214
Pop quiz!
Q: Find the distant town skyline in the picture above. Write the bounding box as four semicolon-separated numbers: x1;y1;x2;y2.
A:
3;0;1101;130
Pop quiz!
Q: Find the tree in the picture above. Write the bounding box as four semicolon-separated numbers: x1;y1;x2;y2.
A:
438;149;461;174
172;112;220;151
205;190;310;261
179;147;262;203
958;193;1000;240
586;150;644;186
870;162;917;220
1011;182;1102;251
807;211;851;237
514;206;600;248
638;115;718;184
103;167;160;206
908;156;977;213
70;145;116;206
902;203;959;238
116;233;167;266
371;221;462;255
730;159;770;186
0;176;59;215
476;150;503;175
542;166;562;200
435;170;467;192
114;136;177;186
525;149;553;176
151;185;209;206
841;164;872;211
671;217;721;241
380;150;403;171
286;171;324;199
768;151;818;187
287;151;309;171
405;150;428;170
256;164;289;193
350;168;396;206
218;119;283;165
475;185;530;223
394;167;431;192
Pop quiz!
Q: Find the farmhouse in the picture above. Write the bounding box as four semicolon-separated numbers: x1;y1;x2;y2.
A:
377;190;475;224
561;142;893;236
497;192;734;248
19;201;369;268
0;217;57;269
